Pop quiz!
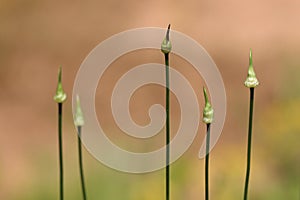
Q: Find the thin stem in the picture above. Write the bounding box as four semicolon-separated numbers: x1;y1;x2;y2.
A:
165;53;170;200
58;103;64;200
244;88;255;200
77;126;87;200
205;124;211;200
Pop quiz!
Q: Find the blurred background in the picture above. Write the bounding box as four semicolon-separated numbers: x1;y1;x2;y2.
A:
0;0;299;199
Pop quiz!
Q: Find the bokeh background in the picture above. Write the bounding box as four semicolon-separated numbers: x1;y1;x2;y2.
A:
0;0;299;199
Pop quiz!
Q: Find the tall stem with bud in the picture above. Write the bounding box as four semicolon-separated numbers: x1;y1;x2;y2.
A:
161;24;172;200
53;67;67;200
203;87;214;200
243;49;259;200
74;95;87;200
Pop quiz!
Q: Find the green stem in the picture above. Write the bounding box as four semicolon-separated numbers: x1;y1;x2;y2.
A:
58;103;64;200
244;88;255;200
205;123;211;200
77;126;87;200
165;53;170;200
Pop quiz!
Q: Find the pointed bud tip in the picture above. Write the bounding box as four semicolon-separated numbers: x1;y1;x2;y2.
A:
58;66;62;82
166;24;171;40
249;49;253;67
203;87;208;104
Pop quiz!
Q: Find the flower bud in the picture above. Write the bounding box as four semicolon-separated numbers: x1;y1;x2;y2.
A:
244;49;259;88
203;87;214;124
161;24;172;54
74;95;85;126
53;67;67;103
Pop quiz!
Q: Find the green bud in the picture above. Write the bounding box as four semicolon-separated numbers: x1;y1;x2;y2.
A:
203;87;214;124
244;49;259;88
74;95;85;126
161;24;172;54
53;67;67;103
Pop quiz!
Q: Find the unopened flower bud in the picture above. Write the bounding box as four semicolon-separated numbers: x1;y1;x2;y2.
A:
244;49;259;88
74;95;85;126
203;87;214;124
53;67;67;103
161;24;172;54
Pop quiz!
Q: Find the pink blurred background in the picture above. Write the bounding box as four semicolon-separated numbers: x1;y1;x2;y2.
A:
0;0;299;199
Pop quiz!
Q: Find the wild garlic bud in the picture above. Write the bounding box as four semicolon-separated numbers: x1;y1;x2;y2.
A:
74;95;85;126
203;87;214;124
244;49;259;88
53;67;67;103
161;24;172;54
